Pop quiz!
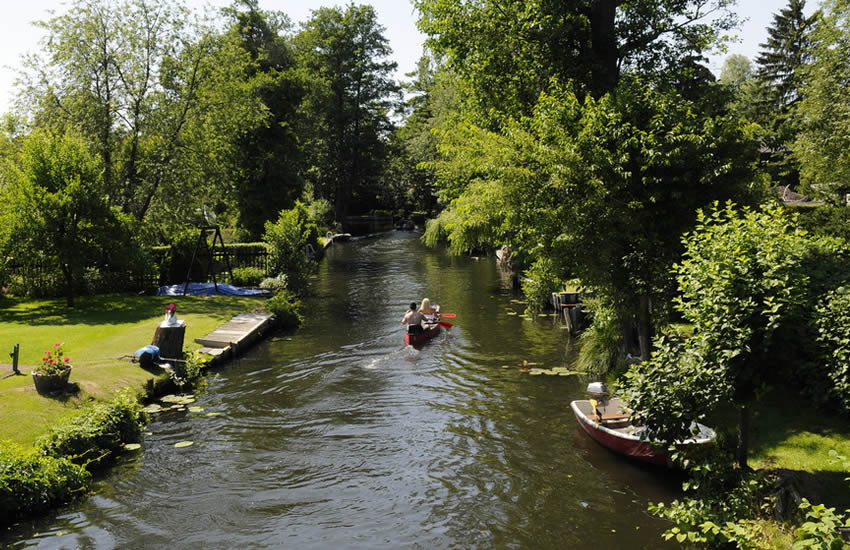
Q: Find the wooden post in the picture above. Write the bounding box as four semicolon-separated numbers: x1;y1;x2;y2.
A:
153;321;186;361
10;344;20;375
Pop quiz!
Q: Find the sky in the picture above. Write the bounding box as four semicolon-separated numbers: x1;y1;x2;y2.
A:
0;0;814;115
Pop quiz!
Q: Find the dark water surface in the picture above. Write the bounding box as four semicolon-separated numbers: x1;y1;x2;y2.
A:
5;232;679;549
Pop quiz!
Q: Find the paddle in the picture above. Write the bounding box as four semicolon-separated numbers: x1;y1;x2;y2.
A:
438;320;453;328
439;313;456;318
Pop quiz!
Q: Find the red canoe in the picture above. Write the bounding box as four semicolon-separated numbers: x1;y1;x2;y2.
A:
404;323;441;346
570;397;715;466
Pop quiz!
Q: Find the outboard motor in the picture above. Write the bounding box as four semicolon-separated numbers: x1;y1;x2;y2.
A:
586;382;609;406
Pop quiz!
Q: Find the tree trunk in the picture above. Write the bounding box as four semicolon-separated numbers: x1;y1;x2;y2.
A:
588;0;620;97
737;404;750;470
637;294;652;361
61;263;75;308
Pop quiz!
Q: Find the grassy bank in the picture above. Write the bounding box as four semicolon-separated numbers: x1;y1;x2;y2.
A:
0;294;266;447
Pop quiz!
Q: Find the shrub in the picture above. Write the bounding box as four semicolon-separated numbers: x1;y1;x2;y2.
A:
231;266;265;287
169;350;207;390
814;287;850;412
577;295;625;378
0;445;90;524
263;202;319;296
36;390;146;470
650;453;779;549
265;290;303;329
260;273;289;293
521;258;559;314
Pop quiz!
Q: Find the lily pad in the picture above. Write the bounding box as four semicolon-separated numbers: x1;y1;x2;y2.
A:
123;443;142;451
143;404;162;413
203;412;222;417
528;369;544;376
507;312;518;316
174;441;194;448
188;406;204;413
160;394;182;403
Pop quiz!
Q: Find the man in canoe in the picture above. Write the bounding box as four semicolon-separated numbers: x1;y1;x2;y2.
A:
401;302;425;334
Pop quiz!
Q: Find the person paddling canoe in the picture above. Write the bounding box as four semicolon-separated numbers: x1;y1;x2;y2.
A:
401;302;425;334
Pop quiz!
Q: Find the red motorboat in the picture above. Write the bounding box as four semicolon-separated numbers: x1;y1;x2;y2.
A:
570;384;715;466
404;322;441;346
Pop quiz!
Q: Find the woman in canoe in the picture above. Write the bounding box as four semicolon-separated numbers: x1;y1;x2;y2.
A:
419;298;439;322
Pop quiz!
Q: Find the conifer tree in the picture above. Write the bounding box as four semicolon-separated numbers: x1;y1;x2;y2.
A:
753;0;819;188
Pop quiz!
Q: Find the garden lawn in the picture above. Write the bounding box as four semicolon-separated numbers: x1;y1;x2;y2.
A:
749;389;850;508
0;294;266;447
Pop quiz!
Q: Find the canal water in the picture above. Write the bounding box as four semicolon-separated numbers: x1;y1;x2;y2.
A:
5;232;680;549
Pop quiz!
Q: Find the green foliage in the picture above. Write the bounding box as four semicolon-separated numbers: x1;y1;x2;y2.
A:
294;4;401;219
521;258;559;314
793;452;850;549
577;295;627;379
796;0;850;197
415;0;740;118
650;449;779;549
231;266;265;287
623;203;850;473
814;288;850;411
0;444;91;525
223;2;306;240
263;202;318;295
303;198;337;235
169;350;208;390
259;273;289;293
19;0;269;236
265;290;302;329
36;390;146;470
0;129;137;306
427;78;759;352
750;0;818;188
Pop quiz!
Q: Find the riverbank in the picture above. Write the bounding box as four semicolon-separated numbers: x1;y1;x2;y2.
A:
0;294;268;447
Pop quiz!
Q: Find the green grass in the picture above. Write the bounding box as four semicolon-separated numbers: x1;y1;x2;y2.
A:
749;389;850;508
0;294;266;447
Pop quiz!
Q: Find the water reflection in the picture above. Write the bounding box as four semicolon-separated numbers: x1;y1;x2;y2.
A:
3;231;676;549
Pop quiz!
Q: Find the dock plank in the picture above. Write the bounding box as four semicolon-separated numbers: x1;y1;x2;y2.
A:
195;313;275;349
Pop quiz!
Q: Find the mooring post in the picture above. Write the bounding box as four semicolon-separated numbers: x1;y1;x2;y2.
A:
10;343;20;375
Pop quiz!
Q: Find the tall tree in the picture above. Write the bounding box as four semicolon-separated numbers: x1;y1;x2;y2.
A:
622;204;850;468
414;0;740;119
752;0;819;188
295;4;401;220
223;0;306;240
795;0;850;197
0;130;136;306
425;79;759;359
17;0;267;233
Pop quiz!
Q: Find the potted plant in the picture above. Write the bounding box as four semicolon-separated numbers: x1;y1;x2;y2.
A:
163;302;178;326
32;343;72;394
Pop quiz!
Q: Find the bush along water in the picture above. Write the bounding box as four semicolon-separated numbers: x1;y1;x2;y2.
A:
36;390;146;471
266;289;303;330
0;390;145;525
0;445;90;525
168;350;207;391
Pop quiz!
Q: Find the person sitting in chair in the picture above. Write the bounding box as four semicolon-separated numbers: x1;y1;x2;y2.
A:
401;302;425;333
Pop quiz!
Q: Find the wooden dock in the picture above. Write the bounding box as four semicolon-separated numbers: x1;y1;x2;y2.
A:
195;312;276;363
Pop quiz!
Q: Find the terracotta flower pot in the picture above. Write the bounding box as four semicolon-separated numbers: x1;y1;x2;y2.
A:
32;367;72;394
